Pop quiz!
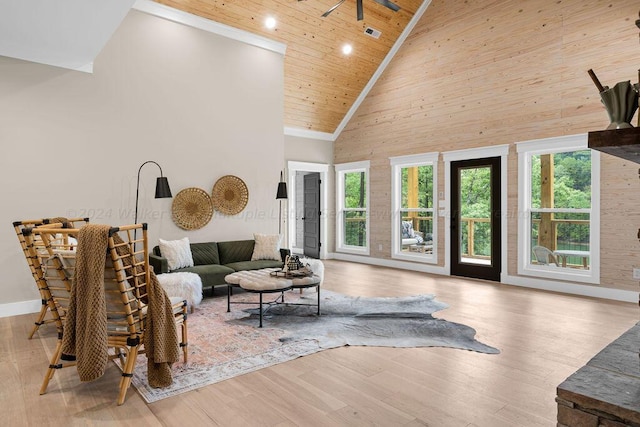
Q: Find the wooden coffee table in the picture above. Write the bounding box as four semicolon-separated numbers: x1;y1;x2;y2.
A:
225;268;321;327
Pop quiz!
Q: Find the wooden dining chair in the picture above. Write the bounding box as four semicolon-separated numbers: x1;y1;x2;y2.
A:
13;217;89;338
30;223;186;405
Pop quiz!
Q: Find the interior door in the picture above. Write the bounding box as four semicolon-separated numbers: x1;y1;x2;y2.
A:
450;157;501;281
303;172;321;259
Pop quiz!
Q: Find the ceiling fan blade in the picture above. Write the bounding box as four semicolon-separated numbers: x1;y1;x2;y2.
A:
371;0;401;12
322;0;346;17
356;0;363;20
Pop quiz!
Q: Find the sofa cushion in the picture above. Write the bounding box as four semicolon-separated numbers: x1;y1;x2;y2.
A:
251;233;282;261
159;237;194;271
190;242;220;266
218;240;255;265
225;260;284;272
173;264;235;288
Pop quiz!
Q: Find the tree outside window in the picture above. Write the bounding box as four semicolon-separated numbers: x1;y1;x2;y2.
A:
343;171;367;246
530;150;591;266
336;161;370;255
390;152;438;262
400;165;434;245
517;134;599;284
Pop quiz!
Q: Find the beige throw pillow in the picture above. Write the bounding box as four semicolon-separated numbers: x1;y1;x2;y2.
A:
251;233;282;261
159;237;194;271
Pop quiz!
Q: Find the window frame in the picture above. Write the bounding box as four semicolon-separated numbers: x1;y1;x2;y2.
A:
390;152;439;263
335;160;370;255
516;134;600;284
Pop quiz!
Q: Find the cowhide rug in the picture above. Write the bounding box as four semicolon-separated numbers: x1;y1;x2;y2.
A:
234;290;500;354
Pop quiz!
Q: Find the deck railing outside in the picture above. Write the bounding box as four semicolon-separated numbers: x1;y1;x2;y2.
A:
347;216;589;267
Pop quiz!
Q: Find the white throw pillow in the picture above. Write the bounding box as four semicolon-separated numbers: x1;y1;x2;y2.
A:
251;233;282;261
159;237;194;271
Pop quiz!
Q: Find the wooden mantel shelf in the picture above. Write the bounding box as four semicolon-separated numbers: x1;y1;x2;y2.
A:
588;127;640;164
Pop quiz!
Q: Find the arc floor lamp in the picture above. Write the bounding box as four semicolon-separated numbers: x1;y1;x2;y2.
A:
134;160;172;228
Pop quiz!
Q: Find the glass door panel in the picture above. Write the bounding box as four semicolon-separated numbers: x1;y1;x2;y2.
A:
450;157;501;281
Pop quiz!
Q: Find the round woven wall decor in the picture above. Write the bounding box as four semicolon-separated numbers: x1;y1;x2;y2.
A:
171;187;213;230
211;175;249;215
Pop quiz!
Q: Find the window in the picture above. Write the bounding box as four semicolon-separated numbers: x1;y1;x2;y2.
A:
390;153;438;262
517;134;600;284
336;161;370;255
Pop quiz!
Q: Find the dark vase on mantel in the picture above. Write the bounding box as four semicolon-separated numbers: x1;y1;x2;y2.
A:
600;80;639;129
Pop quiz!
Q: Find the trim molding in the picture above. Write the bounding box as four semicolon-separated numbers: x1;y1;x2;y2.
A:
331;252;448;276
3;264;636;319
0;299;41;319
334;160;370;171
132;0;287;55
329;252;637;303
442;144;510;162
76;62;93;73
502;274;636;303
284;127;335;142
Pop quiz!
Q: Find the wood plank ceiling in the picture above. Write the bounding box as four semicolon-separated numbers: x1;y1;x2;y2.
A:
154;0;424;135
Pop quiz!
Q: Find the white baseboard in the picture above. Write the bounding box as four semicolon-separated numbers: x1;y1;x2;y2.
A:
0;299;42;319
330;252;448;276
329;253;638;303
502;273;638;303
3;260;636;319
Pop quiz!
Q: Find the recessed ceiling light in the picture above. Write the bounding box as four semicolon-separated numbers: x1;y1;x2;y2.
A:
342;44;353;55
265;16;277;29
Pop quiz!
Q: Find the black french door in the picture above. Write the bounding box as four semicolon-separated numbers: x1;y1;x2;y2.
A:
450;157;501;281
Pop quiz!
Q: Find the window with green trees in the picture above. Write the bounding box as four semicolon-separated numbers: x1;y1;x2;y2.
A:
343;171;367;246
336;161;370;254
530;150;592;265
390;152;437;261
458;166;492;259
401;165;434;232
517;134;599;284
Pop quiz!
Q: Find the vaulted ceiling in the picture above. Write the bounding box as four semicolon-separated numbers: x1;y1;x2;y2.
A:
153;0;427;136
0;0;427;138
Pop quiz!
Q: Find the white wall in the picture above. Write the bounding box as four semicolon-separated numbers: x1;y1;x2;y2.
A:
284;135;333;164
0;9;284;310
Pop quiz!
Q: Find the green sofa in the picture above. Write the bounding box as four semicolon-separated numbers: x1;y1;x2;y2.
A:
149;239;289;294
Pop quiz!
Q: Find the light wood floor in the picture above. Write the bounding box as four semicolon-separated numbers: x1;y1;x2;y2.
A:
2;260;638;426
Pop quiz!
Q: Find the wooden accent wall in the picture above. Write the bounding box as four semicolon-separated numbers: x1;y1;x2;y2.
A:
335;0;640;292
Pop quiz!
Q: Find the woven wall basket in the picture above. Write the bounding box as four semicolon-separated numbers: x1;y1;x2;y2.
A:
211;175;249;215
171;187;213;230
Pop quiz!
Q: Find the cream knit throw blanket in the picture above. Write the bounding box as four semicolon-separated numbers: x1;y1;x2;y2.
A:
61;224;179;387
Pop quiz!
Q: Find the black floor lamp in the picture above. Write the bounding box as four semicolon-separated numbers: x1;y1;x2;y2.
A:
134;161;172;243
276;171;288;235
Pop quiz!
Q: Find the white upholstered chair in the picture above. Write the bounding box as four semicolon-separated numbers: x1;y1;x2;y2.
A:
532;245;559;266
